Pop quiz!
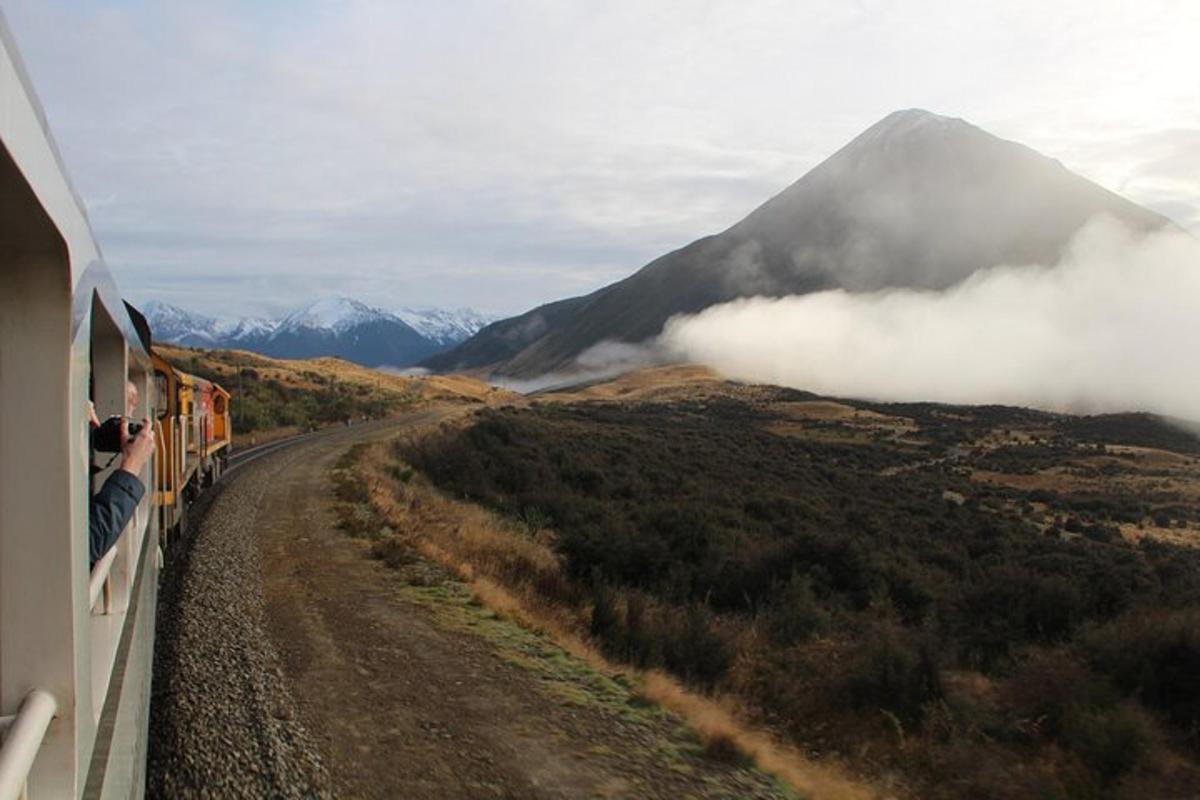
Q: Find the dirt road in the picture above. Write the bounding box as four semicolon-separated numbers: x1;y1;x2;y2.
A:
252;410;792;799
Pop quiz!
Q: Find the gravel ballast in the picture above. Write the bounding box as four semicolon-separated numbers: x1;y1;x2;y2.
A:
147;441;333;799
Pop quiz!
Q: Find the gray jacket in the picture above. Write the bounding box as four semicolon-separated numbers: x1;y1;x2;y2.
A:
90;469;144;566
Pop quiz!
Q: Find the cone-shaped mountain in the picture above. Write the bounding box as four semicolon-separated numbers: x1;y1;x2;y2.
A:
424;109;1170;377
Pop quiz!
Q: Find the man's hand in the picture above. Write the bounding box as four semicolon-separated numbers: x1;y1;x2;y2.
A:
118;418;155;477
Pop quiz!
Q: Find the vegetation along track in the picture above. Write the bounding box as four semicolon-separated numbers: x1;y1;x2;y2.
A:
149;409;799;799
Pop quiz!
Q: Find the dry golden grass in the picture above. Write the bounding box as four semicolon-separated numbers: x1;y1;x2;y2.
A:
1120;523;1200;549
970;468;1082;493
158;344;520;406
772;400;898;423
1106;445;1197;467
639;672;883;800
355;432;887;800
545;365;724;403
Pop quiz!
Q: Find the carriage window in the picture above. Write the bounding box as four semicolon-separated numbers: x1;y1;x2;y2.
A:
155;372;170;419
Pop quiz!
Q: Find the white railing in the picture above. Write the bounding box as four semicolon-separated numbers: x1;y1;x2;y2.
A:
88;503;143;613
88;544;118;613
0;689;57;800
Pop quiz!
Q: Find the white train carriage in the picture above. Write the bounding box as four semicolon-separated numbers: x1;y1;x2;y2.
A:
0;12;161;799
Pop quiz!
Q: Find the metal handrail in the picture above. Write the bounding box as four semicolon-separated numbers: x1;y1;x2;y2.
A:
0;689;57;800
88;503;143;612
88;545;118;612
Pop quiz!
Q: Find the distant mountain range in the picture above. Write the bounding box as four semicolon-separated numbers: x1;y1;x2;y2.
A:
424;109;1171;377
143;297;496;368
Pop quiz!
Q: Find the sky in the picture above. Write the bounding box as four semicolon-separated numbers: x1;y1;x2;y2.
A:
3;0;1198;319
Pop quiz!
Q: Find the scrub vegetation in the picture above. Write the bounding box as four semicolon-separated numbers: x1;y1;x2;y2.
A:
157;345;509;436
394;381;1200;799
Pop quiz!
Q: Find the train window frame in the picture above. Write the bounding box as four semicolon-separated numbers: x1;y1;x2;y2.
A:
154;371;170;420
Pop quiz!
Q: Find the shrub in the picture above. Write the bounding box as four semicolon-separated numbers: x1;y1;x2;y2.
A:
843;627;943;723
766;571;830;646
1062;704;1155;780
660;604;733;687
371;535;418;569
1000;650;1113;741
1085;608;1200;738
589;582;620;643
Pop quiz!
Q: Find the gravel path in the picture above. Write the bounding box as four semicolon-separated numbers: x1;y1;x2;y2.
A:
147;419;410;799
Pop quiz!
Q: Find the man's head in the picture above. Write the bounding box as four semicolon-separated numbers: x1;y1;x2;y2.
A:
126;380;139;417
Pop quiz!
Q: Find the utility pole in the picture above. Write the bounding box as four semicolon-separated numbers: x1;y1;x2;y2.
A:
237;360;244;427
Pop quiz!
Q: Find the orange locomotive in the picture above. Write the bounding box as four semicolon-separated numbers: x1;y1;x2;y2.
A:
151;350;233;540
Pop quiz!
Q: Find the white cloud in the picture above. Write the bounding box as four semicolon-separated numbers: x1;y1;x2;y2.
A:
661;218;1200;420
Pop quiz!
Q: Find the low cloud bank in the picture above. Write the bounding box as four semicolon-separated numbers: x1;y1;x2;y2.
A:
493;341;663;394
660;218;1200;421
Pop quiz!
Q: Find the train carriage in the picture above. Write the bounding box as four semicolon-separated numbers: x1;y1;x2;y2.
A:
0;13;231;798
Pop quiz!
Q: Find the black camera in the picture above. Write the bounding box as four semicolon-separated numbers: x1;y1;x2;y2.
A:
93;416;142;453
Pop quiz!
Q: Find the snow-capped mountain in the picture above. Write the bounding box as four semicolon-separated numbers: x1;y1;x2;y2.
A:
141;297;495;368
276;297;392;336
141;300;225;347
216;316;274;343
395;307;498;346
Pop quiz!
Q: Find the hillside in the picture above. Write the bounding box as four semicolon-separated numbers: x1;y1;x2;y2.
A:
158;345;514;436
420;293;595;374
390;368;1200;798
428;109;1170;377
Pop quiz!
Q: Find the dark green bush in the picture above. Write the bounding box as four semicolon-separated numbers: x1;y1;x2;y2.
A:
1062;704;1154;780
659;604;733;687
766;572;830;646
1085;608;1200;739
843;627;943;723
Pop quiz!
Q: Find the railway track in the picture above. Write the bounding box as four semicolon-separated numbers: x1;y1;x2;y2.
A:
222;422;371;477
222;431;319;476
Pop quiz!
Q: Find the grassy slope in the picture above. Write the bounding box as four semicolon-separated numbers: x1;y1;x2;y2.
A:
157;345;515;436
396;367;1200;799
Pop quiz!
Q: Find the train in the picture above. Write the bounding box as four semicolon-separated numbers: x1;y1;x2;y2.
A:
150;347;233;541
0;13;231;798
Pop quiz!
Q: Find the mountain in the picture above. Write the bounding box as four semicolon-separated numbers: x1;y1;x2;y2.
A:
419;293;596;373
395;307;500;347
428;109;1171;377
142;297;495;368
141;301;224;347
263;297;438;366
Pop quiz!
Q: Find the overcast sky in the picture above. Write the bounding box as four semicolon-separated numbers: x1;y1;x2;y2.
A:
4;0;1197;319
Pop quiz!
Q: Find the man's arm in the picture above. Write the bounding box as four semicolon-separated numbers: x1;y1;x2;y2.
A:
89;470;144;565
88;419;155;566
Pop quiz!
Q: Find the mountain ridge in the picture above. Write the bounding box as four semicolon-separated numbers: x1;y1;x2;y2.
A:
427;108;1171;378
142;297;496;368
